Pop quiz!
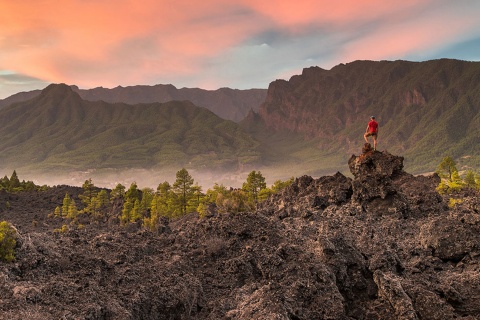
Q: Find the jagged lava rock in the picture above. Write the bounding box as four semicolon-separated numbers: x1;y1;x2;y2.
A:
1;151;479;320
348;151;444;218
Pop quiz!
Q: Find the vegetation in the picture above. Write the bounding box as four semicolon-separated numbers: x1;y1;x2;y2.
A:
42;167;295;233
0;170;47;192
436;156;480;194
0;92;261;172
0;221;16;262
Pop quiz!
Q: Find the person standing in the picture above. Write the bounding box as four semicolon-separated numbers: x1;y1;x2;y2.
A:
364;116;378;150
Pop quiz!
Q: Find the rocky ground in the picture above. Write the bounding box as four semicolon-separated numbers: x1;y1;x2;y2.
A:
0;150;479;320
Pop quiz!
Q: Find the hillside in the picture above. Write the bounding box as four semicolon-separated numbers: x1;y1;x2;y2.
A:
255;59;480;173
1;151;479;319
0;84;261;180
0;84;267;123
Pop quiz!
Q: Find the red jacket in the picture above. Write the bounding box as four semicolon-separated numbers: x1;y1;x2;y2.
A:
368;120;378;133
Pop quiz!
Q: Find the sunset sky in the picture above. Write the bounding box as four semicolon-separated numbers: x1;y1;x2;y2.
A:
1;0;480;99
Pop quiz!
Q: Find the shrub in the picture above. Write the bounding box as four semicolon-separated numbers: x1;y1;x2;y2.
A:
0;221;17;262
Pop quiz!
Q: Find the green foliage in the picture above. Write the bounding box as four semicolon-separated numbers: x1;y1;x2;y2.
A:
79;178;97;208
0;96;262;172
190;183;204;212
464;170;477;189
61;193;71;217
54;224;69;233
66;199;79;220
130;199;143;222
9;170;20;190
0;221;16;262
258;177;294;201
110;183;126;201
242;170;267;203
172;168;195;215
0;171;45;192
217;189;253;213
448;198;464;208
436;170;464;194
435;156;458;181
140;188;154;213
125;182;140;203
120;200;134;225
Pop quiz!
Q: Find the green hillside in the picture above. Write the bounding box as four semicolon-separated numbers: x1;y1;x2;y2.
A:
0;84;261;174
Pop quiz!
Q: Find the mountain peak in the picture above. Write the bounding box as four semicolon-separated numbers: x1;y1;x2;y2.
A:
40;83;82;100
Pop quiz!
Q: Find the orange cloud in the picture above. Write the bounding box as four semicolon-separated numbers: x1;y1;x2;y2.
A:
0;0;479;96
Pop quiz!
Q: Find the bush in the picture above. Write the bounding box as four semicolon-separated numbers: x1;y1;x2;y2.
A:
0;221;17;262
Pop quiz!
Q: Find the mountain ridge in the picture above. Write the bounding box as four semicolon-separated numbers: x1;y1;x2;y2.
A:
0;83;267;122
254;58;480;172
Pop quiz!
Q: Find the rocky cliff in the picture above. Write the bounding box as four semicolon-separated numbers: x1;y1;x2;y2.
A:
256;59;480;172
0;150;479;319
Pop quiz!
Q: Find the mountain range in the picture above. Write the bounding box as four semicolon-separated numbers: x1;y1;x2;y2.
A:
0;84;268;186
0;84;267;123
0;58;479;186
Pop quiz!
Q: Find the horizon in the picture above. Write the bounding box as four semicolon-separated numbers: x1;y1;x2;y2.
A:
2;0;480;99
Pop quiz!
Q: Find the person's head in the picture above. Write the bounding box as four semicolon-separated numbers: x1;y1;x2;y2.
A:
370;116;375;120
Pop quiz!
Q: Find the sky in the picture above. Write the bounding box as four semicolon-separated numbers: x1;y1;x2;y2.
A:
1;0;480;99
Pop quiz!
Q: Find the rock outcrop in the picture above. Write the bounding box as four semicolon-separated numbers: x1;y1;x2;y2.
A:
1;151;479;319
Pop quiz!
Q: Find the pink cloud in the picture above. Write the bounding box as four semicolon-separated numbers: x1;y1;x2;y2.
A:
0;0;479;94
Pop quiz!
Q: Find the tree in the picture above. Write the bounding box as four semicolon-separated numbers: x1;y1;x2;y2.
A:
173;168;195;215
9;170;20;191
258;177;294;201
140;188;155;213
121;200;134;225
242;170;267;204
79;178;97;208
88;189;110;220
125;182;140;203
190;183;203;212
110;183;126;201
130;199;143;222
436;156;458;181
149;181;176;219
0;221;16;262
66;199;78;220
61;193;71;217
464;170;476;189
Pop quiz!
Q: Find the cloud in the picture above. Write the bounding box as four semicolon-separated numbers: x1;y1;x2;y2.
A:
1;0;480;98
0;71;49;98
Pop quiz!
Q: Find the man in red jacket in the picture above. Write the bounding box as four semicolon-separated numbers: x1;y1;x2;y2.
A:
364;116;378;150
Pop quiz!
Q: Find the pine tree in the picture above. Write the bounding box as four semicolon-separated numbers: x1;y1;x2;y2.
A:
110;183;126;201
464;170;476;189
79;178;97;209
0;221;16;262
173;168;195;215
66;199;78;220
150;182;176;219
242;170;267;204
140;188;154;213
436;156;458;181
130;199;143;222
121;200;134;225
61;193;71;217
9;170;20;191
125;182;140;203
